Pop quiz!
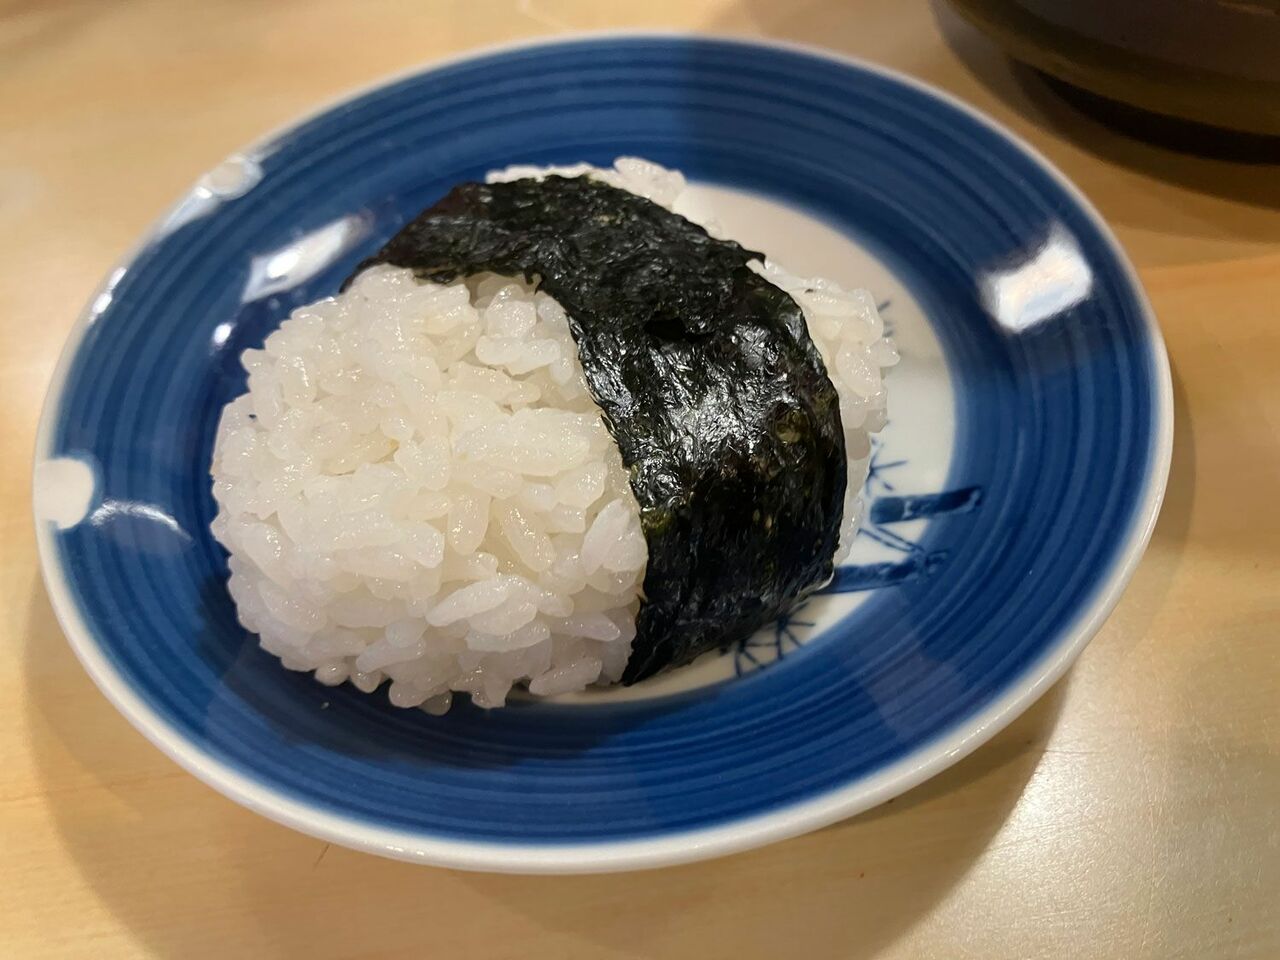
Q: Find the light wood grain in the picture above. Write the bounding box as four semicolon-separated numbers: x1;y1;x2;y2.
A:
2;1;1278;957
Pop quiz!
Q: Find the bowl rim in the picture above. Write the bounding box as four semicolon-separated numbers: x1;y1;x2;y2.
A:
33;31;1173;874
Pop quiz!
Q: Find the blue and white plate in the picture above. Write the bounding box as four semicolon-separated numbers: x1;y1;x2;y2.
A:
34;36;1171;872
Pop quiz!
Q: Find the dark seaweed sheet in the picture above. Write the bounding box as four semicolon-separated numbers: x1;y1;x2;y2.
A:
356;176;846;682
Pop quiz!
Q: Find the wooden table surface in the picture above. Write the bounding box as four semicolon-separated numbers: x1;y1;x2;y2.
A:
3;2;1277;957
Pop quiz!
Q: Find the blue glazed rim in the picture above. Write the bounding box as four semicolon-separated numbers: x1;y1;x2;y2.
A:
34;34;1172;872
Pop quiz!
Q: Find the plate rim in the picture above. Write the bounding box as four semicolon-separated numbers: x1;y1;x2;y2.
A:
32;31;1174;874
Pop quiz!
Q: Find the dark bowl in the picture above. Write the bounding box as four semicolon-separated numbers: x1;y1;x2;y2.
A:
948;0;1280;136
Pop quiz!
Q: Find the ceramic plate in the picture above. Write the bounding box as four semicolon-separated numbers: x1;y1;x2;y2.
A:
34;35;1171;873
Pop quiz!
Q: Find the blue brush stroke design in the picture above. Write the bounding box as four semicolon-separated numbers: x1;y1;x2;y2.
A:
732;602;815;677
877;299;894;338
823;552;950;592
870;487;983;524
865;435;907;495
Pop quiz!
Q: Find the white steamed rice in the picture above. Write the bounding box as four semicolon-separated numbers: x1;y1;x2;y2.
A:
210;158;896;712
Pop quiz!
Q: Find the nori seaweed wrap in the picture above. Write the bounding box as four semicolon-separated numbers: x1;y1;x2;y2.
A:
355;175;846;682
